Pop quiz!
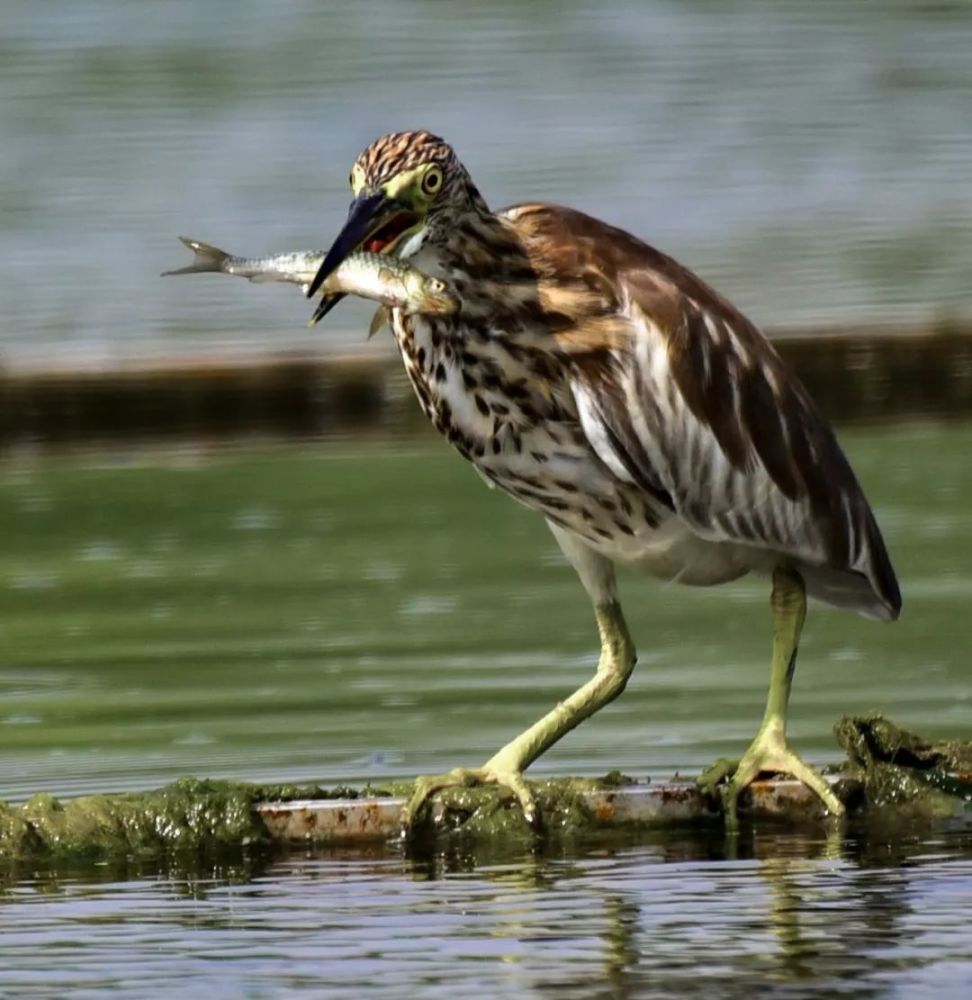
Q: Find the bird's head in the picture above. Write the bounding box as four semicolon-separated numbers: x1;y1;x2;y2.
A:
307;130;485;299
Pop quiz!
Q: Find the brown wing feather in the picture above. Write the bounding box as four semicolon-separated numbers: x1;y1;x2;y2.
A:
501;202;901;620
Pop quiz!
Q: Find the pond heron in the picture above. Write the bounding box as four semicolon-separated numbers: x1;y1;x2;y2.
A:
308;130;901;829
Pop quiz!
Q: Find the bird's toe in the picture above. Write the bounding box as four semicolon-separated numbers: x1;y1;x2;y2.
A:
399;764;537;837
696;757;740;796
698;732;846;828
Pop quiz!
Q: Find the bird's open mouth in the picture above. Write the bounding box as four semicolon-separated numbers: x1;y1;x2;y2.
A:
364;212;419;253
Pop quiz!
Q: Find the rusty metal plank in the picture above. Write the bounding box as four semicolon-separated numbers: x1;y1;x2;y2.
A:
255;777;850;844
257;796;404;842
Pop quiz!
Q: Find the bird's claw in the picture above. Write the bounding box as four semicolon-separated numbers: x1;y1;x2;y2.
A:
400;762;537;836
697;730;846;829
696;757;740;797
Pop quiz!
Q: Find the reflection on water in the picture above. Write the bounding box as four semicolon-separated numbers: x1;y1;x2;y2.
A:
2;829;971;996
2;0;971;366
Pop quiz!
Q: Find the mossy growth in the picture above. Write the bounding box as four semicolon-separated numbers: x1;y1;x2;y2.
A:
835;715;972;825
371;773;651;846
405;777;599;845
0;778;348;860
0;775;615;858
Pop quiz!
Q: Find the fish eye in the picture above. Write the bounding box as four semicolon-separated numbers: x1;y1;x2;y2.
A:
421;167;443;196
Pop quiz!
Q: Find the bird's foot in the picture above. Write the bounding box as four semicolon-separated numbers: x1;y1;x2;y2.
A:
400;757;536;836
697;722;845;828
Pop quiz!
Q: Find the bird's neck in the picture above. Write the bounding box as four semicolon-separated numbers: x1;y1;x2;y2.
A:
423;207;537;320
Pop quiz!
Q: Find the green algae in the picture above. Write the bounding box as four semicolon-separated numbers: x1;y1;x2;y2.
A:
835;715;972;825
0;775;603;857
0;778;345;860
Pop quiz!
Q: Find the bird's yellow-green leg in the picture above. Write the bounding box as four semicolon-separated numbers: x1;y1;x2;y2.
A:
698;566;845;826
400;600;635;830
401;527;635;833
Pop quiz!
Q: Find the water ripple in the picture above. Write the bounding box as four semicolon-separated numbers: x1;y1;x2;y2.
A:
1;841;971;997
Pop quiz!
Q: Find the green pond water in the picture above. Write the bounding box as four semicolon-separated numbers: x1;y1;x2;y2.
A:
2;424;971;800
2;422;972;994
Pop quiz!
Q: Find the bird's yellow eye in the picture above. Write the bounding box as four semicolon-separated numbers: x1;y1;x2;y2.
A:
349;170;355;189
421;166;443;196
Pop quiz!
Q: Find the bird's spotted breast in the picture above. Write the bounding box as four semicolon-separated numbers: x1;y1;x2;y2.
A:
391;309;672;557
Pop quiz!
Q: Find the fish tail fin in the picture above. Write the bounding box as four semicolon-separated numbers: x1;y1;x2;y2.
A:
161;237;229;276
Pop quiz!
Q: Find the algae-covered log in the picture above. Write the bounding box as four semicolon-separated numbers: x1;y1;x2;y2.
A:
0;773;834;857
2;718;970;859
255;719;972;845
256;773;869;846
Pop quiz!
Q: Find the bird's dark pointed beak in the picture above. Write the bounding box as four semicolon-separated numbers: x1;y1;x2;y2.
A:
308;292;346;327
306;190;390;299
